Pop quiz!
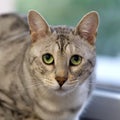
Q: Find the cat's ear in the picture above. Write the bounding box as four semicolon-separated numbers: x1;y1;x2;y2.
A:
75;11;99;45
28;10;51;42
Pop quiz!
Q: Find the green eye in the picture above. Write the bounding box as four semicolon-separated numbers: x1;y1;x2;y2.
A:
42;53;54;65
70;55;82;66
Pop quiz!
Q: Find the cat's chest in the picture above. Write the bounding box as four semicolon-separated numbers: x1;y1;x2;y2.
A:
0;106;41;120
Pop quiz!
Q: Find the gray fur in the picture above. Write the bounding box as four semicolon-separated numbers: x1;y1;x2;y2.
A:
0;11;99;120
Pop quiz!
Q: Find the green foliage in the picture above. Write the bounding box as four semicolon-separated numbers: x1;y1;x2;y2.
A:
16;0;120;56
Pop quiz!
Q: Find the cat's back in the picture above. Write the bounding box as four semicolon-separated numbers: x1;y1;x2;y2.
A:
0;13;28;42
0;13;29;89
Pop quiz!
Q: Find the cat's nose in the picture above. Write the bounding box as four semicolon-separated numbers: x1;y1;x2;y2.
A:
55;76;68;87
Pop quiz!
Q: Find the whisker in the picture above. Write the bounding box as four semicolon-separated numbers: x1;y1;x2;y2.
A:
68;79;79;84
18;81;43;92
20;78;55;91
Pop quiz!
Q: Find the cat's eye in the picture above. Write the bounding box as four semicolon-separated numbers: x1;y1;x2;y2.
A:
70;55;82;66
42;53;54;65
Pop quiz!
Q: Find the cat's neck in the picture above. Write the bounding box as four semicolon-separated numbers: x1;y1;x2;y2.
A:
34;80;89;120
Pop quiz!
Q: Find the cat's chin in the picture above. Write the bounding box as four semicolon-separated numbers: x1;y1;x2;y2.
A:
54;88;69;96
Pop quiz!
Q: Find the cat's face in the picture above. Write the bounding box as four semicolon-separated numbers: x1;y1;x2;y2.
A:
27;11;99;94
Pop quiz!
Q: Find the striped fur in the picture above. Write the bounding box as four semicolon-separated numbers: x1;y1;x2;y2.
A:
0;11;99;120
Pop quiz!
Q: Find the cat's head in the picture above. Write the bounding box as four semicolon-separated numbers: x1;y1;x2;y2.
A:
27;10;99;94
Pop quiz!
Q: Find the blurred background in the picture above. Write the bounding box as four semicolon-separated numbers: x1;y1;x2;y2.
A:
0;0;120;120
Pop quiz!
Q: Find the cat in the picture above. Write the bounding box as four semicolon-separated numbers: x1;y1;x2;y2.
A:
0;10;99;120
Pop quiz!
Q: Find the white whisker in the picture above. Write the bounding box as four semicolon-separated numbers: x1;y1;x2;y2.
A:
18;81;43;92
68;79;79;84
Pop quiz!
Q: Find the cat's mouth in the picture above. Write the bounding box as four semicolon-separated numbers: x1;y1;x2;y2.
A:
55;84;76;94
56;87;66;92
55;87;68;95
55;86;77;95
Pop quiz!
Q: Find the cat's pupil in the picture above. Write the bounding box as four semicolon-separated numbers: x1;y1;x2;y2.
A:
73;55;79;61
46;54;51;60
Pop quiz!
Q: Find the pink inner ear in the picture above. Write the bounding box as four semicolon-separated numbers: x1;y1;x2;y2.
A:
80;31;95;45
30;31;47;43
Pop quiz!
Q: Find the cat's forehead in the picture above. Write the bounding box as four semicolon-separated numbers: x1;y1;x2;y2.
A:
51;26;74;35
50;26;74;52
50;26;75;45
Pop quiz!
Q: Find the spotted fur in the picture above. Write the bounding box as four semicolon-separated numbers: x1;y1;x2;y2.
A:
0;11;99;120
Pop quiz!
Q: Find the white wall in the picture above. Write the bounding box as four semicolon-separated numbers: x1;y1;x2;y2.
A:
0;0;15;14
96;56;120;86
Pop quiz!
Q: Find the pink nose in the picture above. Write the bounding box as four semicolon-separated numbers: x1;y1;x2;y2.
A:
55;76;68;87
